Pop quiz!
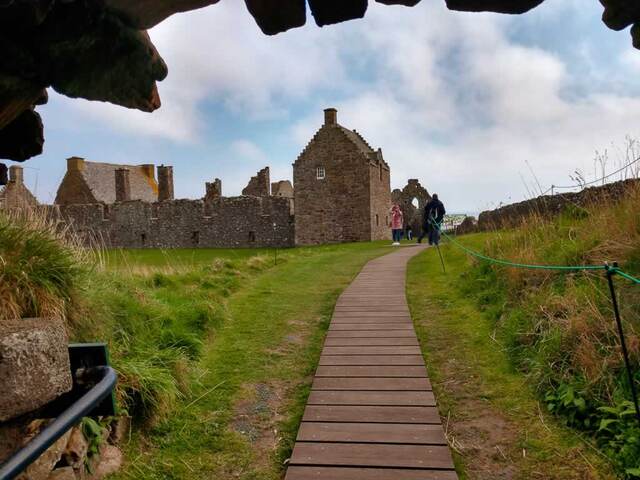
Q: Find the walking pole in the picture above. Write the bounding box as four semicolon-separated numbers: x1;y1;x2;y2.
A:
605;262;640;426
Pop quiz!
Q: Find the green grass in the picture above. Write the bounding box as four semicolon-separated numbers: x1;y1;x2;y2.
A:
81;242;392;479
407;237;616;479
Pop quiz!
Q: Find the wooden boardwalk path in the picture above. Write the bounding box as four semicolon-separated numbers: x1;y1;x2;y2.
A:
285;246;457;480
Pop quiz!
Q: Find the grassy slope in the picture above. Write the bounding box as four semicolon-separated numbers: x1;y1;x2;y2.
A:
407;237;615;479
108;242;391;479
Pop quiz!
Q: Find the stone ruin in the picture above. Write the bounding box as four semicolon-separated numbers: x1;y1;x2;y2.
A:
0;157;296;249
391;179;431;236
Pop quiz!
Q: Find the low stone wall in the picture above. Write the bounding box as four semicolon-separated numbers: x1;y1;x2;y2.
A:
478;179;639;230
47;195;295;248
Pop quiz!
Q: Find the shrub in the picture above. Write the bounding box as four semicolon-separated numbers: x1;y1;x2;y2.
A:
0;210;92;320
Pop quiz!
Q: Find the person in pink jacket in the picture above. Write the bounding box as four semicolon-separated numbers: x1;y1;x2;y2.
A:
390;204;404;246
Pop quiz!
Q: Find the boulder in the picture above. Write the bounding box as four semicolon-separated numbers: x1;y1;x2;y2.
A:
17;421;72;480
308;0;368;27
244;0;306;35
445;0;545;14
0;318;72;422
63;427;88;470
47;467;76;480
88;445;122;480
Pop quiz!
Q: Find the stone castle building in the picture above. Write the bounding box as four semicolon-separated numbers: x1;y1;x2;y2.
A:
0;166;38;210
293;108;391;245
1;108;402;248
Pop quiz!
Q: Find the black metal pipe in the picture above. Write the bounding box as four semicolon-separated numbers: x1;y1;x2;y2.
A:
0;366;117;480
605;265;640;427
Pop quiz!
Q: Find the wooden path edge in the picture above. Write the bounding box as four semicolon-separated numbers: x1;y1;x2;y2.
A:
284;245;458;480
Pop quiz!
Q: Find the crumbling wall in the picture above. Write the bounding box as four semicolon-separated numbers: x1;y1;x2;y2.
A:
478;179;640;230
391;179;430;236
242;167;270;197
52;195;294;248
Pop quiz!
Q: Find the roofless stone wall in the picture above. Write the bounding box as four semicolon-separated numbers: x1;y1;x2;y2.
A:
50;196;294;248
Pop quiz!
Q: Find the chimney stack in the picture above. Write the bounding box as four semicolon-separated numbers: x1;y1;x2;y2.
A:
115;168;131;202
67;156;85;171
9;166;23;185
205;178;222;201
324;108;337;126
157;165;174;201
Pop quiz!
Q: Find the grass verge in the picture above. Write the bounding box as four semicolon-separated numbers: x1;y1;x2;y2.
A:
102;242;391;479
407;239;616;479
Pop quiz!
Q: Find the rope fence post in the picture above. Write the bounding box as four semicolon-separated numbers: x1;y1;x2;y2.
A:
605;262;640;427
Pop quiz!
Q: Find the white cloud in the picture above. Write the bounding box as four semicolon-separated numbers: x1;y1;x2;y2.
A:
34;0;640;213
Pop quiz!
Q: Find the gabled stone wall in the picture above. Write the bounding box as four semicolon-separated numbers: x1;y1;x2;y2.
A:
293;125;372;245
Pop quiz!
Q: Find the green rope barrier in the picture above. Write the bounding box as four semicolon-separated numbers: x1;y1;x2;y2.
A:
429;219;640;282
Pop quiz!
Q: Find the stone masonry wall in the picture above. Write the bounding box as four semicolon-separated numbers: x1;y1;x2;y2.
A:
369;160;391;241
50;195;294;248
478;179;640;230
242;167;270;197
294;126;371;245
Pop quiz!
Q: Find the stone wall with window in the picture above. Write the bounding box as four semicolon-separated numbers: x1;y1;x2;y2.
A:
293;108;391;245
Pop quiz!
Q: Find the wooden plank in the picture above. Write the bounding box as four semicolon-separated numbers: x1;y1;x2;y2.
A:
322;346;422;355
319;355;424;366
326;330;417;338
296;422;444;443
324;338;419;347
315;366;427;377
303;405;441;423
289;442;455;469
313;377;432;391
332;311;411;317
285;467;457;480
329;323;414;330
331;317;413;324
307;391;436;406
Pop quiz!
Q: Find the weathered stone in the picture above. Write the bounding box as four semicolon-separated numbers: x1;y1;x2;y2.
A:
376;0;421;5
0;318;72;422
42;12;167;112
108;416;131;445
455;215;477;235
477;178;640;230
391;179;431;237
47;467;76;480
0;420;25;464
601;0;640;31
0;108;44;161
245;0;306;35
88;445;122;480
16;421;72;480
204;178;222;201
157;165;174;201
0;166;39;209
632;23;640;49
63;427;88;470
105;0;220;29
445;0;545;14
308;0;368;27
242;167;270;197
293;108;391;245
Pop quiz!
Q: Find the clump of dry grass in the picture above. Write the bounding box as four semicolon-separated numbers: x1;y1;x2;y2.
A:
0;208;95;321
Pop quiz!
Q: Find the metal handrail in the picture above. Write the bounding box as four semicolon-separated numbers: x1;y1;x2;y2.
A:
0;366;117;480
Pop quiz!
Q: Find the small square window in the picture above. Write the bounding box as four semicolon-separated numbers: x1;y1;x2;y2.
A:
316;166;325;180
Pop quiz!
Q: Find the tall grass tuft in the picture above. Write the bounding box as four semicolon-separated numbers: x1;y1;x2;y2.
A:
0;209;94;320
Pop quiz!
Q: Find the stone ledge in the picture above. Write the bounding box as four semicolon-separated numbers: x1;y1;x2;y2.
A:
0;318;72;422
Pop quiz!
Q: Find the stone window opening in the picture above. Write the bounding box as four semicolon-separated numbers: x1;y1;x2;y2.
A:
412;197;420;209
141;232;147;245
102;204;110;221
375;214;379;226
379;164;383;181
316;166;325;180
248;231;256;242
192;231;200;245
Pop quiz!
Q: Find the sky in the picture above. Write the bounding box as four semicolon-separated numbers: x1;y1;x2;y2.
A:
11;0;640;214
